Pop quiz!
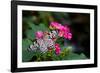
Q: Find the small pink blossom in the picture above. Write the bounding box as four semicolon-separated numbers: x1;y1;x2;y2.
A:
58;25;66;37
58;26;68;37
67;33;72;40
58;30;64;37
55;43;61;55
58;25;72;40
35;31;44;39
50;22;62;29
64;26;70;32
64;33;68;39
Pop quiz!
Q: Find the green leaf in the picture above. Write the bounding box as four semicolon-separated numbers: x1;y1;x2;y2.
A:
79;53;87;59
22;39;36;62
25;29;35;40
66;53;87;60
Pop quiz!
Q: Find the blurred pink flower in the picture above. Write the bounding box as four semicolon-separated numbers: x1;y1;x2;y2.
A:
50;21;62;29
64;33;68;39
55;43;61;55
58;25;72;40
50;21;72;40
64;26;70;32
58;30;64;37
58;26;67;35
67;33;72;40
35;31;44;39
58;25;66;37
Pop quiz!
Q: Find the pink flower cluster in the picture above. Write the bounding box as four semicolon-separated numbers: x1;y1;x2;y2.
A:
50;22;72;40
55;43;61;55
33;21;72;55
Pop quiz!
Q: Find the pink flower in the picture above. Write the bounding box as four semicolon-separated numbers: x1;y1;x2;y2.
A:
35;31;44;39
58;26;72;40
50;21;72;40
64;26;70;32
58;30;64;37
67;33;72;40
58;26;68;37
63;32;72;40
55;43;61;55
64;33;68;39
50;22;62;29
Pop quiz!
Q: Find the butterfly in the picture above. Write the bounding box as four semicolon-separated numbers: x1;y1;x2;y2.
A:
28;30;58;53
